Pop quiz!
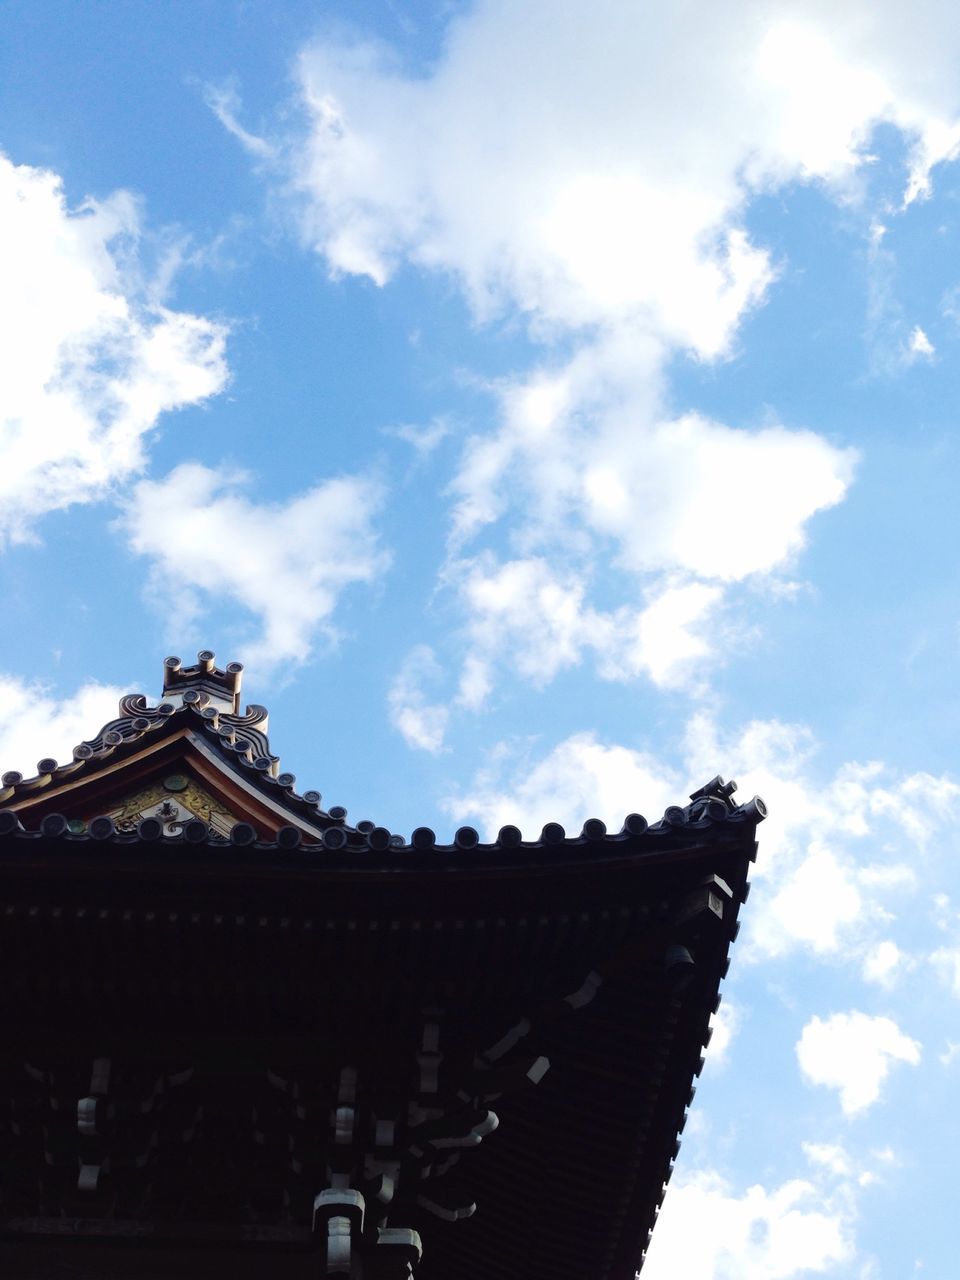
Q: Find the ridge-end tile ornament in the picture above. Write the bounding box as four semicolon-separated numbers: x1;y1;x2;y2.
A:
0;652;764;1280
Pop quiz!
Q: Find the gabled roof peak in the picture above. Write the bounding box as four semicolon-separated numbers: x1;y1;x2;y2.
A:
0;653;367;840
162;651;245;717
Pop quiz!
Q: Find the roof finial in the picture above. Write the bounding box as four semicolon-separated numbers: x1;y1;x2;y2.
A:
161;650;244;715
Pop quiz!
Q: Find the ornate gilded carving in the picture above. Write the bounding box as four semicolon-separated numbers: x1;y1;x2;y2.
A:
106;779;239;838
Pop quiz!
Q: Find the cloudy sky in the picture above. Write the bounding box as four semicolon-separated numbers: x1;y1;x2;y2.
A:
2;1;959;1273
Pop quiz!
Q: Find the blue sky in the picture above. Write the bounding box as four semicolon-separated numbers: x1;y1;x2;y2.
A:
1;2;959;1274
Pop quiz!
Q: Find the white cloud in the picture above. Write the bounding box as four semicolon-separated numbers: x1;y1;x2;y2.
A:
802;1143;853;1179
432;359;855;717
643;1169;851;1280
0;152;229;546
802;1142;893;1189
757;844;865;957
383;416;451;456
0;675;126;778
120;462;388;668
930;946;960;996
451;369;856;578
202;82;274;160
454;556;594;688
260;1;960;721
862;940;905;987
905;325;936;361
388;645;449;753
932;892;954;930
411;397;848;725
707;1000;742;1069
291;2;960;345
684;712;960;960
446;709;960;961
796;1012;921;1115
446;731;680;838
617;581;724;688
272;3;938;705
437;555;724;715
455;652;492;712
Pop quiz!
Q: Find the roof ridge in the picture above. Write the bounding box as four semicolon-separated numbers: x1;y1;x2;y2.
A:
0;651;355;832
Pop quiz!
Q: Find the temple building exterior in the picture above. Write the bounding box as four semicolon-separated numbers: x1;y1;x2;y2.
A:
0;653;764;1279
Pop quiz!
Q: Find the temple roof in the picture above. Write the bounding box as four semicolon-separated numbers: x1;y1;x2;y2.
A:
0;651;766;854
0;652;766;1280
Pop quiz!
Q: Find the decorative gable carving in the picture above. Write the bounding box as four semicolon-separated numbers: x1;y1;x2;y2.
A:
104;775;240;838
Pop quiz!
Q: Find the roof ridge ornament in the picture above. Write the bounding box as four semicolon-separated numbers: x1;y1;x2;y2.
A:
162;651;245;716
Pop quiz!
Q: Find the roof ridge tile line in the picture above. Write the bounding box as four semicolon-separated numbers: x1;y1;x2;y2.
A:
0;805;763;852
0;661;767;843
189;705;353;826
1;793;768;855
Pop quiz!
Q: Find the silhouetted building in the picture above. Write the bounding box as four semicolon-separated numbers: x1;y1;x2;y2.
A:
0;653;764;1278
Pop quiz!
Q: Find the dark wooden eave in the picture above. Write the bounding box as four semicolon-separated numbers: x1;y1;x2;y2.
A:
0;654;765;1280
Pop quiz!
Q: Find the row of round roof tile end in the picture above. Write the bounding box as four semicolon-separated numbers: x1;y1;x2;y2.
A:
0;795;765;851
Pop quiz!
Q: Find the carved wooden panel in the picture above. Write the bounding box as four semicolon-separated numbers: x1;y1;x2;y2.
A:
103;776;239;838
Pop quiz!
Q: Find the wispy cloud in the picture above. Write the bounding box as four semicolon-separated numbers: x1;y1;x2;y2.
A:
382;416;451;457
387;645;450;752
202;81;275;160
276;4;922;711
120;462;389;668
